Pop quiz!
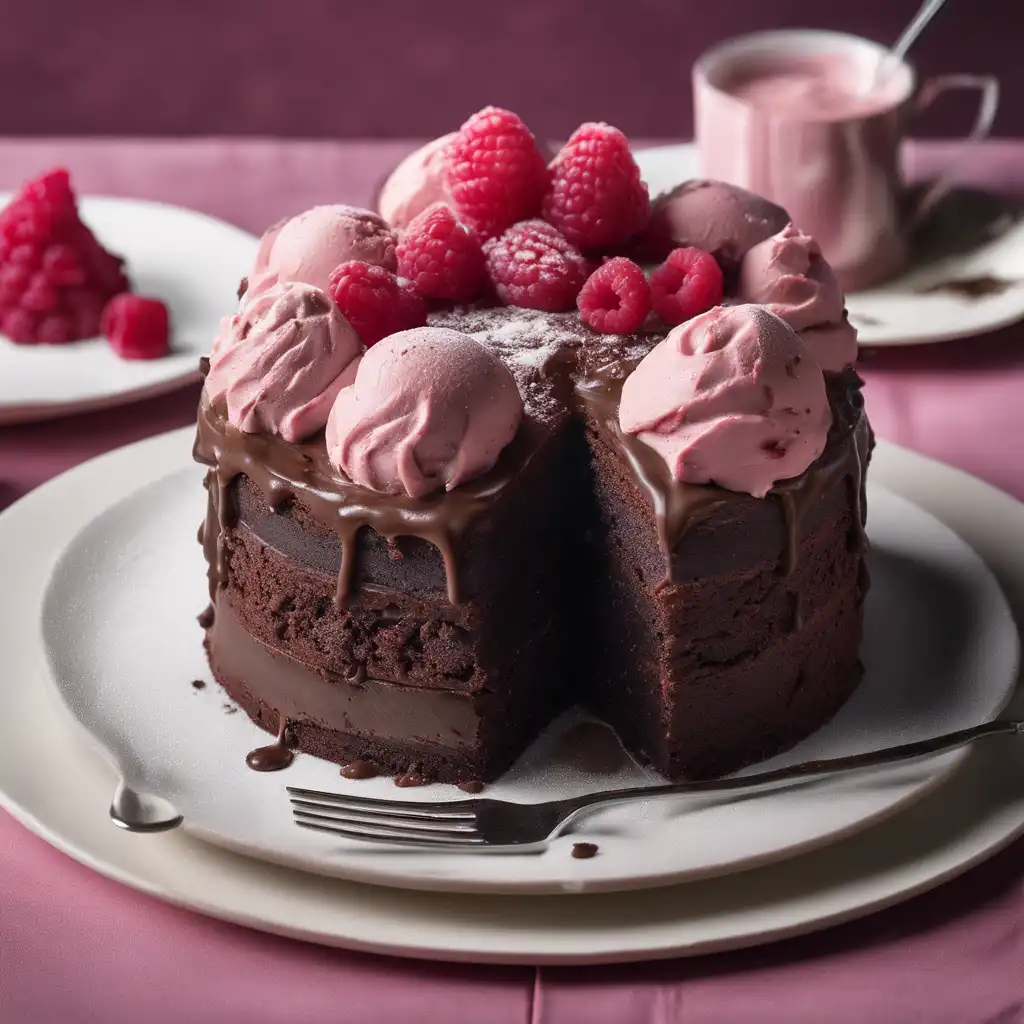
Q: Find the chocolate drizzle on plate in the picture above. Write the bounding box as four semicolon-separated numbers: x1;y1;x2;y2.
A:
340;759;379;780
918;275;1016;300
457;779;485;794
245;716;293;772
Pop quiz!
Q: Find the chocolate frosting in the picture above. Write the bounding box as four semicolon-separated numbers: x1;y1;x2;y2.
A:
195;306;868;609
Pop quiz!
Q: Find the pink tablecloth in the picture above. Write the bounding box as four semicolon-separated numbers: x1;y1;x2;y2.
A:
1;139;1023;1024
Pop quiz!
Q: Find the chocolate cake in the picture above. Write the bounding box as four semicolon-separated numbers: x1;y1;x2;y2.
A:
194;107;870;784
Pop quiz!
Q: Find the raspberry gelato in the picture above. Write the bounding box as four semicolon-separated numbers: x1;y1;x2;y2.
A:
377;134;456;231
739;223;858;372
639;179;789;267
619;304;831;498
326;326;523;498
248;205;398;295
206;282;362;442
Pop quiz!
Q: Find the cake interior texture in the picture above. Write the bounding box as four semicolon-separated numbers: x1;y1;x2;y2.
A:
196;306;871;784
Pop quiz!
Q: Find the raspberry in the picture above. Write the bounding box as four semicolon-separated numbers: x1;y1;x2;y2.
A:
542;123;650;251
577;257;651;333
101;295;170;360
649;247;724;326
37;314;75;346
483;219;590;311
0;264;31;304
64;287;106;338
328;260;427;346
445;107;548;238
0;168;130;346
42;244;87;286
1;309;37;345
21;279;59;313
396;204;485;301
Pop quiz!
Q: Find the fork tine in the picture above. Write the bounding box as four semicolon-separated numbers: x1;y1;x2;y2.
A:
286;785;477;818
288;796;476;826
295;818;485;849
290;802;479;834
293;809;485;846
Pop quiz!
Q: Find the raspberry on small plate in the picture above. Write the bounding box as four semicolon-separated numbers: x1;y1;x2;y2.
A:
0;173;257;424
102;295;171;361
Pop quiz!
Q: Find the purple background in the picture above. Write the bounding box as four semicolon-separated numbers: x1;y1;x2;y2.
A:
3;0;1018;139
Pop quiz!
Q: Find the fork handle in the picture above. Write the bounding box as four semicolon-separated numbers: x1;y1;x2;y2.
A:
563;718;1023;816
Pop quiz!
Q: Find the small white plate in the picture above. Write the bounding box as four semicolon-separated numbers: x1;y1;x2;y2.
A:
634;144;1024;347
0;195;257;423
1;432;1023;961
36;432;1019;895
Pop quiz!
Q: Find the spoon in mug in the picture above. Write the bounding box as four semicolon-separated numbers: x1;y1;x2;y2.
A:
866;0;948;94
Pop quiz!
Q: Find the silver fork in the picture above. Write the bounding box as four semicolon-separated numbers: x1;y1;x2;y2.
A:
287;718;1022;851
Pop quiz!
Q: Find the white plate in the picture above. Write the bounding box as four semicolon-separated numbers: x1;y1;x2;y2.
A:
0;195;257;423
1;433;1023;961
35;430;1020;895
634;144;1024;347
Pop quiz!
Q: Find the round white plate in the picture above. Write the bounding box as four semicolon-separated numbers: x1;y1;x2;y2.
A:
1;432;1022;961
33;430;1021;896
634;144;1024;347
0;194;257;423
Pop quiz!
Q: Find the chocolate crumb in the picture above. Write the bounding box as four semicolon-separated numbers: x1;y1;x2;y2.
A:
197;604;215;629
457;780;485;794
395;766;427;788
849;312;884;327
223;704;238;714
571;842;599;859
918;275;1015;300
191;679;206;690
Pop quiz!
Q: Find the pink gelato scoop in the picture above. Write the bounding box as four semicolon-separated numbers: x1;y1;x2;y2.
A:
637;179;790;266
377;134;456;231
206;282;363;443
248;205;398;295
326;326;523;499
619;304;832;498
739;223;858;372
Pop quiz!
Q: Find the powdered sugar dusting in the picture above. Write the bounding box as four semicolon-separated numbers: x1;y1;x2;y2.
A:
427;305;663;422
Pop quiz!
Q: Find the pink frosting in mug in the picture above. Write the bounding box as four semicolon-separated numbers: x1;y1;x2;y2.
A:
248;205;398;295
619;304;832;498
206;282;363;442
326;326;523;498
739;222;858;372
377;134;456;231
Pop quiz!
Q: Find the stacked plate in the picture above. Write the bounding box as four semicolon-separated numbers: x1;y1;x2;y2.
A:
0;188;1022;965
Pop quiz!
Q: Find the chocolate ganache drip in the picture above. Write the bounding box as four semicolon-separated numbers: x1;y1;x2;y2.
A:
194;307;868;613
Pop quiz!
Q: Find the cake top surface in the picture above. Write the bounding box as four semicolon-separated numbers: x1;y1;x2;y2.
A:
199;103;859;506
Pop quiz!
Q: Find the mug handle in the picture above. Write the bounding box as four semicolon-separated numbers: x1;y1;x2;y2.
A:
910;74;1000;223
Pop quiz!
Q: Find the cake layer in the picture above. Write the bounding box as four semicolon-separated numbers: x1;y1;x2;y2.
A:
196;304;871;783
583;382;870;778
207;595;560;782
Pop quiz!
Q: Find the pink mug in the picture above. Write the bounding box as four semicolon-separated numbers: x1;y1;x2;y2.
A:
694;30;1000;291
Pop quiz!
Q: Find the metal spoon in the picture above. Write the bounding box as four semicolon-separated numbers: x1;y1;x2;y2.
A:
867;0;948;93
109;781;183;833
